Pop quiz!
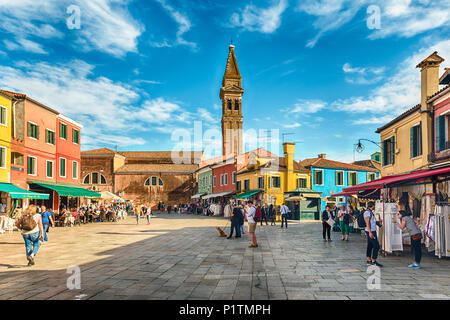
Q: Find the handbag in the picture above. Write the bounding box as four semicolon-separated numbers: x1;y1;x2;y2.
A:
411;233;422;241
326;217;335;227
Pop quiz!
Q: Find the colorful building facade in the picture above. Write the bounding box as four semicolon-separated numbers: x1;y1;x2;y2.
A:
299;154;379;211
0;91;12;183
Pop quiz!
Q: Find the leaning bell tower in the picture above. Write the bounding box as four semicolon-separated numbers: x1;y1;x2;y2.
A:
220;43;244;156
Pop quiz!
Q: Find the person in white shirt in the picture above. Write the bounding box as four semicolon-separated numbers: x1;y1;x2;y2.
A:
280;203;290;229
246;201;258;248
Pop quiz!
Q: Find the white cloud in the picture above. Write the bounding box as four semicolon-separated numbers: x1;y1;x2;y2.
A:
155;0;197;49
230;0;288;34
333;38;450;114
352;114;396;125
289;99;327;114
283;123;301;128
0;0;143;57
4;38;48;55
296;0;450;48
343;63;385;84
0;59;201;149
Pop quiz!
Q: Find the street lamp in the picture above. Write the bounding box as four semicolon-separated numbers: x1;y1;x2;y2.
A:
355;139;381;153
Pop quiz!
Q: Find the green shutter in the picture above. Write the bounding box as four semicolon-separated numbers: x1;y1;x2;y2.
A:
418;122;422;156
390;136;395;164
410;126;415;158
27;122;31;137
439;116;446;151
36;125;39;139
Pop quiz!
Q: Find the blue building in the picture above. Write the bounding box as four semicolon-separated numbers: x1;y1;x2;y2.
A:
299;154;380;212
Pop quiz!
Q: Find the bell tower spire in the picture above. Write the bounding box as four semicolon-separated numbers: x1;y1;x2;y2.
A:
220;43;244;156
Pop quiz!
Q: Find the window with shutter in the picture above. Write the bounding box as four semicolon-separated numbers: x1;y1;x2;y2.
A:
437;116;446;151
390;136;395;165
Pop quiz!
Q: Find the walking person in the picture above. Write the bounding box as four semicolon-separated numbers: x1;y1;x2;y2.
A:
393;209;422;268
16;205;44;266
364;201;383;267
338;205;350;241
260;204;268;226
39;206;54;243
227;203;242;239
135;205;141;225
240;204;246;235
280;203;289;229
322;204;334;241
269;204;276;226
246;201;258;248
146;204;152;225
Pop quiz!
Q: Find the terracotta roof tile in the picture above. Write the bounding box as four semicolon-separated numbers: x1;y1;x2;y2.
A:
427;84;450;101
81;148;117;155
0;89;59;114
115;163;198;174
299;157;377;172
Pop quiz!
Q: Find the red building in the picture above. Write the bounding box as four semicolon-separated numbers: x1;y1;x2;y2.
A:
3;89;97;210
430;69;450;166
212;157;236;194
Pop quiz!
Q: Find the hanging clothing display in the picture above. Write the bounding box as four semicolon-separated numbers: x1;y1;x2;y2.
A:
425;215;436;242
435;205;450;258
375;202;403;253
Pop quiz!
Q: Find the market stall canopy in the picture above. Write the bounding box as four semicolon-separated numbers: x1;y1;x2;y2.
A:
202;191;234;199
0;183;49;199
100;191;123;200
285;188;322;199
30;182;101;198
341;167;450;194
285;196;307;201
191;193;206;199
233;190;261;199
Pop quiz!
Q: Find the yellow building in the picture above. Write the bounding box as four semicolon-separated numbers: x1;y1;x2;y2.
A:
376;52;445;176
235;143;311;206
0;91;12;183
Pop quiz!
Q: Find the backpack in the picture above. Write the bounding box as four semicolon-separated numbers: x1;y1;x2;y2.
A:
357;210;372;228
20;213;37;231
343;212;350;224
255;207;262;222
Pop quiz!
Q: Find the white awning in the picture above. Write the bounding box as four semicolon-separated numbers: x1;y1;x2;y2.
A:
201;191;234;199
191;193;206;199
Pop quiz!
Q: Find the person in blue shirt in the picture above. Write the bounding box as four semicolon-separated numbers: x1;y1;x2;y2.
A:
39;206;54;243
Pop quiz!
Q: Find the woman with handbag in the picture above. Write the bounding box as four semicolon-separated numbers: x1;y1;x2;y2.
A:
322;204;334;241
393;210;422;269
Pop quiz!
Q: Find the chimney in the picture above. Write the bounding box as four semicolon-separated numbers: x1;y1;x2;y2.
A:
416;51;444;111
318;153;326;159
283;142;295;192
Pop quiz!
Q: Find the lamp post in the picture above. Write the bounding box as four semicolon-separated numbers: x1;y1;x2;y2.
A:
354;139;381;153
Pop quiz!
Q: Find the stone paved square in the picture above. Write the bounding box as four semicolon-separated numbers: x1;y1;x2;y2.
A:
0;214;449;300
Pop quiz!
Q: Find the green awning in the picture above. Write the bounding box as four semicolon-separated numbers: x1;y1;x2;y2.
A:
0;183;49;199
233;190;261;199
31;182;101;198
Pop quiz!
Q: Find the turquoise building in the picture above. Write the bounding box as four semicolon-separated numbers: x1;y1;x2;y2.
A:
299;154;380;212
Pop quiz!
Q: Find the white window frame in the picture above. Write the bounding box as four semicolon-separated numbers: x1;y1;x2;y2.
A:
335;170;344;186
27;121;39;140
271;176;281;188
213;176;216;187
314;169;324;186
224;173;228;185
220;174;224;186
72;128;80;144
27;156;37;176
59;123;67;140
0;146;6;169
348;171;357;186
46;160;54;178
72;161;78;179
59;157;67;178
45;128;55;145
367;172;376;182
232;172;236;184
0;105;7;127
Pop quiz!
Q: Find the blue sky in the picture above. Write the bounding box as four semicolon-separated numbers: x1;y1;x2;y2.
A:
0;0;449;163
